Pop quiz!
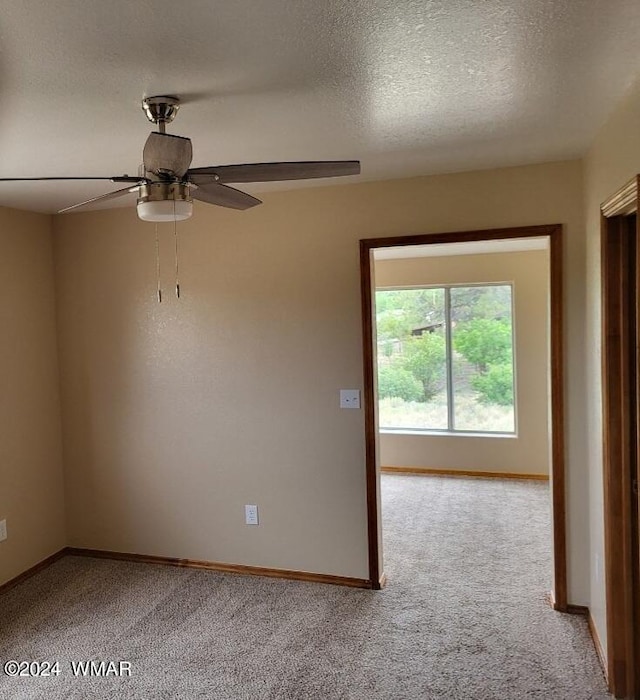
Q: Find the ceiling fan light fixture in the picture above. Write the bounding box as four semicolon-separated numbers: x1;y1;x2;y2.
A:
137;199;192;222
136;182;192;222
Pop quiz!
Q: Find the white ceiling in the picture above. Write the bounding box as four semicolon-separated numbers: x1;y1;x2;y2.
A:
0;0;639;214
373;236;548;260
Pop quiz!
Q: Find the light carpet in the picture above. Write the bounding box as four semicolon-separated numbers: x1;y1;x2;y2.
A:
0;475;610;699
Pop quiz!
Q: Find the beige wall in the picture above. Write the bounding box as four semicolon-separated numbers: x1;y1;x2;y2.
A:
0;208;66;586
53;159;588;599
583;76;640;658
375;250;550;475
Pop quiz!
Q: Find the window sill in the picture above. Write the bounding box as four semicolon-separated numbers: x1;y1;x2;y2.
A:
379;428;518;439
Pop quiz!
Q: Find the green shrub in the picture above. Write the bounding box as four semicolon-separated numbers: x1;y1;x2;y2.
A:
453;318;512;373
402;333;447;400
472;363;514;406
378;365;424;402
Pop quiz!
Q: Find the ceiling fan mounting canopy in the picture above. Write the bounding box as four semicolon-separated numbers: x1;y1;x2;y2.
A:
0;94;361;221
142;95;180;128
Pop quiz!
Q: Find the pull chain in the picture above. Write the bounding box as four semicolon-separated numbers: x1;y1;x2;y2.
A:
155;223;162;303
173;200;180;299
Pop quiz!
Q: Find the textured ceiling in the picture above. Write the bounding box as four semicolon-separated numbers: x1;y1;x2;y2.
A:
0;0;639;214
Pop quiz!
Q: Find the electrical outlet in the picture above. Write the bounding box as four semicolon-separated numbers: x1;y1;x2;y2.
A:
0;519;6;542
340;389;361;409
245;505;259;526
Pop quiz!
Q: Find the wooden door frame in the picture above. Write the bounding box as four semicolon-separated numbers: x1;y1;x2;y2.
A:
601;176;640;699
359;224;567;609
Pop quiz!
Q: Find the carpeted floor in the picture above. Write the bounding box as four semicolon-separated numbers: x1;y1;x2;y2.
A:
0;475;610;699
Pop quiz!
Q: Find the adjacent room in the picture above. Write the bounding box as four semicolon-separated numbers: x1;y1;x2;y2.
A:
1;1;640;698
372;237;553;586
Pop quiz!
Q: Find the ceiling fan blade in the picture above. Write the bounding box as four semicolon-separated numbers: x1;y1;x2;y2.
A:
58;185;140;214
143;132;193;178
187;160;360;184
0;176;143;182
191;182;262;210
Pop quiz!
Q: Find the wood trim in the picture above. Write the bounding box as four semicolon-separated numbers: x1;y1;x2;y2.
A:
601;205;639;698
360;224;561;251
588;611;608;679
66;548;373;589
360;224;567;608
601;176;639;218
0;549;67;596
379;572;387;588
381;466;549;480
566;605;608;680
360;239;381;588
549;224;567;611
566;603;589;615
547;588;571;614
634;210;640;700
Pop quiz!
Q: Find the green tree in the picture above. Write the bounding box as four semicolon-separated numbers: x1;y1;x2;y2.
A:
376;313;413;349
472;363;514;406
378;365;424;402
453;318;512;373
450;285;512;324
376;289;444;339
402;333;447;400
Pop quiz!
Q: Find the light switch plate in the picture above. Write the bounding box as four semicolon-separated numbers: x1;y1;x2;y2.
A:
340;389;361;409
0;519;6;542
245;505;259;525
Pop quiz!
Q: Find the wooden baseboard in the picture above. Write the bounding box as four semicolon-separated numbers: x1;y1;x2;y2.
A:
566;603;589;615
66;547;372;589
565;604;608;681
378;572;387;589
586;611;607;677
0;548;67;596
381;466;549;481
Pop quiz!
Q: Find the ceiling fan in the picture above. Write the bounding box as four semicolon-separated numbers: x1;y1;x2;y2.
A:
0;96;361;222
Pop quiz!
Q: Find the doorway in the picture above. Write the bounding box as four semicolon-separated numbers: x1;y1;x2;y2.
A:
601;176;640;699
360;224;567;610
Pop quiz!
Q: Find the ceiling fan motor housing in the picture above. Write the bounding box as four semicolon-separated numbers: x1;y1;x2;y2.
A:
137;181;192;221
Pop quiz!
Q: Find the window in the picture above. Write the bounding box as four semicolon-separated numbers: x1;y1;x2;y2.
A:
376;284;515;434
